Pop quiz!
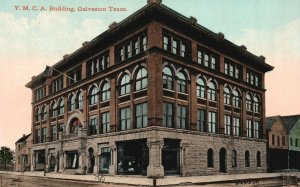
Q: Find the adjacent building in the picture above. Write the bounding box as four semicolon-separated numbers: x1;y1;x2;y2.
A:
15;134;32;172
25;0;273;177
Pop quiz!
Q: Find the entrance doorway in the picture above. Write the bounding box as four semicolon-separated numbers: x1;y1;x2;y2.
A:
49;155;56;172
219;147;227;173
162;139;180;175
88;148;95;174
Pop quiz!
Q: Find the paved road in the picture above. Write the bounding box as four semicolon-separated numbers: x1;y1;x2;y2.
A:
0;173;134;187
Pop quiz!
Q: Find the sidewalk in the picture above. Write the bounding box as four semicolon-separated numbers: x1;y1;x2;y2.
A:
1;171;299;186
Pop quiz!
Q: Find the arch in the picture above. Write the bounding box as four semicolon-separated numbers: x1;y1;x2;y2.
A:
135;67;148;91
50;101;57;117
207;148;214;168
208;81;217;101
99;78;111;89
132;63;147;79
224;83;233;92
119;73;131;96
245;150;250;167
68;93;76;111
196;74;208;84
41;105;47;121
224;86;231;105
256;151;261;167
66;111;85;133
176;68;190;81
232;89;241;108
116;70;132;85
232;150;237;167
76;90;83;109
162;62;176;74
207;78;219;89
101;80;111;101
87;83;99;95
58;98;64;115
87;147;95;173
34;107;40;121
246;93;252;111
177;71;187;93
89;86;98;105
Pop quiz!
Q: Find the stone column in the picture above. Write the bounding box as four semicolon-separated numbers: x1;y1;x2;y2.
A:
63;151;67;171
77;149;86;175
59;151;64;172
94;154;99;174
180;142;189;176
31;152;35;171
109;144;117;175
147;140;164;178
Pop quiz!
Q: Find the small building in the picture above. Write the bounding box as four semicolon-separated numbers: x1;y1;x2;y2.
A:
15;134;32;172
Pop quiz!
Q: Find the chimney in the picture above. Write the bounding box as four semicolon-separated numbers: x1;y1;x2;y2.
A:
109;21;118;30
147;0;162;5
189;16;197;25
240;45;247;52
259;55;266;63
218;32;225;40
82;41;89;47
63;54;69;60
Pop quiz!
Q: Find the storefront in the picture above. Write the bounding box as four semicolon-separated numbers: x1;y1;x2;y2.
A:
117;139;148;175
162;139;180;175
99;147;111;173
34;150;45;171
66;151;79;169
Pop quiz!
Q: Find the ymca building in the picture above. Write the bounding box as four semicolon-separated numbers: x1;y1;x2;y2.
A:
25;0;273;177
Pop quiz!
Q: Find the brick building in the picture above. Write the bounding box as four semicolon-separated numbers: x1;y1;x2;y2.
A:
25;0;273;177
15;134;32;172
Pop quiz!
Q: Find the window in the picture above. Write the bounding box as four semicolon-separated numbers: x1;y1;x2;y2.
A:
245;151;250;167
101;112;110;134
58;99;64;115
282;136;286;146
41;106;47;121
246;70;261;87
246;94;252;111
163;102;173;128
34;87;46;101
87;53;109;77
224;87;231;105
207;149;214;168
67;67;81;86
51;125;57;141
224;59;242;79
35;108;40;122
163;35;171;51
163;33;190;58
89;86;98;105
233;117;240;136
51;102;57;117
296;139;298;147
142;35;147;51
51;77;63;94
120;74;131;96
272;134;275;145
101;82;110;102
126;43;132;58
172;39;179;54
197;47;219;70
135;103;148;128
133;39;140;55
89;117;98;135
224;115;231;135
59;123;65;133
232;150;237;167
208;112;217;133
290;137;293;146
41;127;46;143
233;90;240;108
247;120;252;138
208;82;217;101
253;96;260;113
163;67;173;90
177;105;187;129
254;121;259;138
196;77;205;98
77;91;83;109
35;129;40;143
278;136;280;146
136;68;148;91
181;43;186;57
197;109;205;132
177;72;187;93
256;151;261;167
120;107;130;130
69;94;75;111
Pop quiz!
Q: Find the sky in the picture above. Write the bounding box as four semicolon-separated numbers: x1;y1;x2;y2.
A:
0;0;300;149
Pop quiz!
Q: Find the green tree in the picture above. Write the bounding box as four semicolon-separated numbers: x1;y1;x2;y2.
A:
0;146;13;171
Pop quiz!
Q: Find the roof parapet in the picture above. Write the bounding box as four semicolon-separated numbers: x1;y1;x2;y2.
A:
109;21;118;30
82;41;89;47
147;0;162;5
240;45;247;52
259;55;266;63
218;32;225;40
189;16;197;25
63;54;69;60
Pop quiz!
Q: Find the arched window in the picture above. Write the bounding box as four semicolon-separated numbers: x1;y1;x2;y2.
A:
41;105;47;121
69;94;75;111
256;151;261;167
207;149;214;168
101;82;110;101
197;77;205;98
224;87;231;105
245;150;250;167
253;96;260;113
89;86;98;105
233;90;241;108
35;108;40;122
120;74;130;96
232;150;237;167
51;102;57;117
69;118;80;133
246;94;252;111
58;99;64;115
136;68;148;91
77;91;83;109
177;72;187;93
163;67;173;90
208;81;217;101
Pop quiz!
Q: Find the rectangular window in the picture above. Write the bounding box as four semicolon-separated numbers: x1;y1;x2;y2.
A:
211;56;216;69
208;112;217;133
41;127;46;143
224;62;229;75
59;123;65;133
229;64;234;77
133;39;140;55
296;139;298;147
177;105;187;129
101;112;110;134
224;115;231;135
67;67;82;86
142;35;147;51
180;43;186;57
163;35;170;51
51;77;63;94
120;107;131;131
282;136;285;146
51;125;57;141
254;121;259;138
233;117;240;136
278;136;280;146
135;103;148;128
197;109;205;132
272;134;275;145
35;129;40;143
89;117;98;135
172;39;179;54
197;50;202;64
126;43;132;58
163;102;173;128
290;137;293;146
247;120;252;138
204;54;209;67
